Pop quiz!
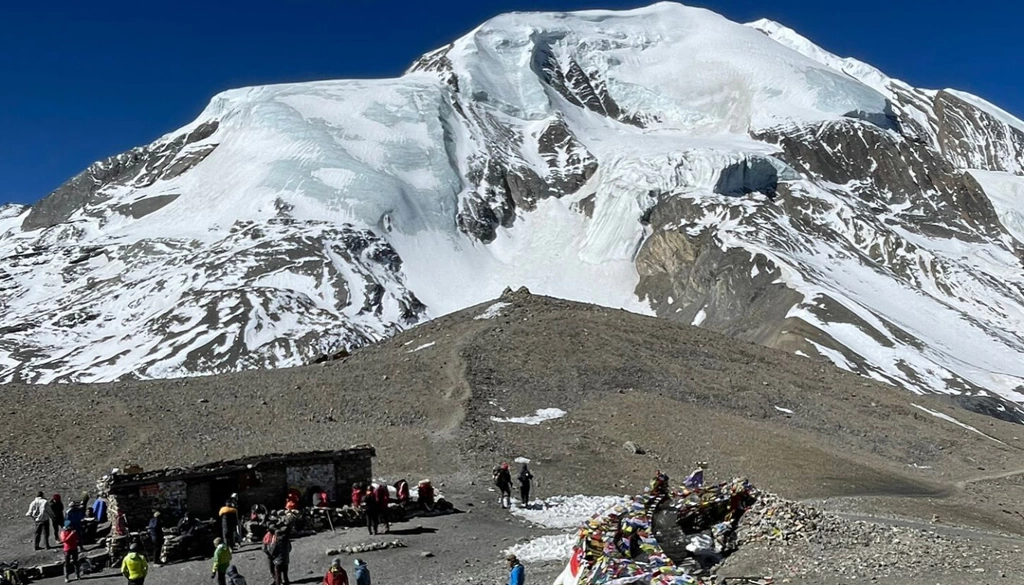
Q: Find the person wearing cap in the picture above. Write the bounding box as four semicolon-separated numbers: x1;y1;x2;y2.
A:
322;558;349;585
211;537;233;585
506;554;524;585
352;559;370;585
27;491;52;550
219;500;240;549
120;542;149;585
60;520;81;582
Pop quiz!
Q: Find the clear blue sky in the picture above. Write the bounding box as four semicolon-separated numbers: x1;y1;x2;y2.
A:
1;0;1017;205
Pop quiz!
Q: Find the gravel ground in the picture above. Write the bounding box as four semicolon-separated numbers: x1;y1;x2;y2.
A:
3;291;1024;583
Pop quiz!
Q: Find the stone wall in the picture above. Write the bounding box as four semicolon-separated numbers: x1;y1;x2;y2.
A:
109;479;187;530
334;453;373;500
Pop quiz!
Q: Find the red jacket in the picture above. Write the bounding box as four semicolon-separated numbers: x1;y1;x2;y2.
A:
351;487;363;508
61;528;79;552
323;567;349;585
374;484;389;506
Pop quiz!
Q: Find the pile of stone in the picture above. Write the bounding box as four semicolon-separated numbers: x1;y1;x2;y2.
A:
159;520;219;564
326;540;406;556
732;492;1009;579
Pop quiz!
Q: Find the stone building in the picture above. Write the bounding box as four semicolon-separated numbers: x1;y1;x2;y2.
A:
97;446;375;529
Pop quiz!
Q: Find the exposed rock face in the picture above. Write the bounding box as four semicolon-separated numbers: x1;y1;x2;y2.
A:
23;121;218;230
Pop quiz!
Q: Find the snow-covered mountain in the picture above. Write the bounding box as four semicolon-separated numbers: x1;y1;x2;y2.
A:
3;3;1024;415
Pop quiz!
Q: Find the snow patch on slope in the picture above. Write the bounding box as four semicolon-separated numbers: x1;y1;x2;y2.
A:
491;408;568;425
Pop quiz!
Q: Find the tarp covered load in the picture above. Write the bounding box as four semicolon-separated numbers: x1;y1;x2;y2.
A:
553;476;757;585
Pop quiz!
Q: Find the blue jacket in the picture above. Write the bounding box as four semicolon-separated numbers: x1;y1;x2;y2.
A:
354;566;370;585
508;563;524;585
65;506;86;530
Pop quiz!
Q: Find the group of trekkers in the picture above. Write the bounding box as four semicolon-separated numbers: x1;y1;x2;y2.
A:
492;462;533;509
25;470;526;585
26;491;108;582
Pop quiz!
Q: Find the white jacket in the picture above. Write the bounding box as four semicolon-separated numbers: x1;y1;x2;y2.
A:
26;497;49;522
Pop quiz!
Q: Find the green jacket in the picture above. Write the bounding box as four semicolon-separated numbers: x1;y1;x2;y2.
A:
121;553;149;580
212;544;232;572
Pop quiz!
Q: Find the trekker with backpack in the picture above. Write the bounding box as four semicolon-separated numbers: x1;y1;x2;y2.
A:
493;463;512;509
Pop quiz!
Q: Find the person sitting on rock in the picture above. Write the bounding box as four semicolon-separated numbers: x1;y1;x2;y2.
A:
323;558;349;585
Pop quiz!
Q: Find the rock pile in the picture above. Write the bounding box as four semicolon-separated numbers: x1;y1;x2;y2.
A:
733;493;1011;579
326;540;406;556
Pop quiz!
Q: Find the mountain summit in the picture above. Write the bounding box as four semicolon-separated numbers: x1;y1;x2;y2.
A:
2;3;1024;412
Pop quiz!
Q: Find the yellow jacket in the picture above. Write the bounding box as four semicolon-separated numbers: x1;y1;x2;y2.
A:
121;552;149;580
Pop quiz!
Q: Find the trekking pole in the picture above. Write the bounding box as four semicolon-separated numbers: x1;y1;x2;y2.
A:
326;510;336;533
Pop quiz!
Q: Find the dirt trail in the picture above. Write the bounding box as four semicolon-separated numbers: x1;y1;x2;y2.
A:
958;467;1024;488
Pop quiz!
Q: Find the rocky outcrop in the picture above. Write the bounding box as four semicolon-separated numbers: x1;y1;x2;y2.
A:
22;121;219;230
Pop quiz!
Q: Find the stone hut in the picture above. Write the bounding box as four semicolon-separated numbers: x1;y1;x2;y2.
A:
97;446;375;529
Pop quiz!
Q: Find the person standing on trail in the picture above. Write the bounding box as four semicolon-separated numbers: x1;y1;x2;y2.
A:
211;537;232;585
147;512;164;563
27;491;52;550
506;553;525;585
374;483;390;534
269;529;292;585
322;558;349;585
60;521;81;583
120;542;149;585
219;500;239;549
494;463;513;509
49;494;65;542
361;486;379;535
353;559;370;585
517;464;534;506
